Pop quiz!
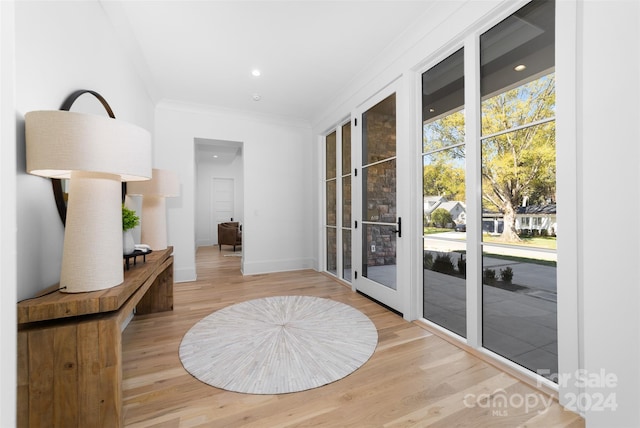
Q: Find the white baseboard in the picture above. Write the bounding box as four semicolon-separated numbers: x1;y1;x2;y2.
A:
242;257;315;275
174;267;197;283
172;257;315;281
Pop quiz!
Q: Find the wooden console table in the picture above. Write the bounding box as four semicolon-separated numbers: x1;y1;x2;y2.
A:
17;247;174;427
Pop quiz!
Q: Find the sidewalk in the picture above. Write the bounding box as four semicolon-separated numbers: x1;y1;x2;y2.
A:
424;266;558;378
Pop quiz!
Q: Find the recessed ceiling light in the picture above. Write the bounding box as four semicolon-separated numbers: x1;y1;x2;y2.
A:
429;108;435;113
213;155;218;158
514;64;526;72
252;93;261;101
252;69;261;77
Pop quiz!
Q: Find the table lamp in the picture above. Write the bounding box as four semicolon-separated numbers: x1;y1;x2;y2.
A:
25;95;151;293
127;168;179;250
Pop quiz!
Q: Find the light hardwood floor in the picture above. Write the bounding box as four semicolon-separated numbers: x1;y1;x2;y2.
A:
122;246;584;427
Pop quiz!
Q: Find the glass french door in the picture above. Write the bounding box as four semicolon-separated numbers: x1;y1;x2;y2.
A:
325;122;352;283
325;131;337;276
354;87;404;314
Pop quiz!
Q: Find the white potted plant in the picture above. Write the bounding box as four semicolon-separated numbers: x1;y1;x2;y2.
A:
122;204;140;255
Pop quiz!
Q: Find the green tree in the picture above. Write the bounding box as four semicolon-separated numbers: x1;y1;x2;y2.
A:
423;160;465;201
431;208;453;227
423;110;465;155
481;74;556;242
423;109;466;201
423;75;555;243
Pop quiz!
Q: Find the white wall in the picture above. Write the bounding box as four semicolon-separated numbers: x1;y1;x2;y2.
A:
3;1;154;425
196;155;244;247
155;101;314;280
14;0;155;301
579;1;640;426
1;1;17;425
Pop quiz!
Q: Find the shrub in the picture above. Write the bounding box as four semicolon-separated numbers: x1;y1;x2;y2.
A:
483;268;496;283
519;229;532;237
432;253;455;274
500;266;514;282
431;208;453;228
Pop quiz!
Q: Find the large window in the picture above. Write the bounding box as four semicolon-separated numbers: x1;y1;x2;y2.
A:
417;0;557;381
480;0;557;379
341;122;352;282
325;131;337;275
324;122;352;282
422;48;466;337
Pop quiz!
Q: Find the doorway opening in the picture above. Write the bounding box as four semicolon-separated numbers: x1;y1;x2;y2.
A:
194;138;244;254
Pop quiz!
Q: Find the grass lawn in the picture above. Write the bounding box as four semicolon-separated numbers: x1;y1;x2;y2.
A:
423;228;557;250
483;234;557;250
481;251;557;267
422;228;557;266
424;227;452;235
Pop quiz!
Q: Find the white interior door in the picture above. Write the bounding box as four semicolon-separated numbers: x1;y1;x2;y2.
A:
211;178;235;244
353;85;406;314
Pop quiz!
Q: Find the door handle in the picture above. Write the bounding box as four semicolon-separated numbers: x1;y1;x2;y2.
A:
394;217;402;238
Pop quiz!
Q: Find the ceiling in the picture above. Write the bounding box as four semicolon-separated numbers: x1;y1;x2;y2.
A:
195;138;242;164
101;0;436;123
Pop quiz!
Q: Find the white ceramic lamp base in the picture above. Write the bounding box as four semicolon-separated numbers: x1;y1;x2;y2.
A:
140;195;168;251
60;171;123;293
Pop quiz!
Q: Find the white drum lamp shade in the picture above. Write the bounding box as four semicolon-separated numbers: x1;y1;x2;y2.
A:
127;169;179;251
26;110;151;293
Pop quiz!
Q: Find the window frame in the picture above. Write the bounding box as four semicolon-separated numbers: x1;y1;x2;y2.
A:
323;118;352;283
416;0;560;391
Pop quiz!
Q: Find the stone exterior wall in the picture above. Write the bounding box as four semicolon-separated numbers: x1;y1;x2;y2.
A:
362;104;397;268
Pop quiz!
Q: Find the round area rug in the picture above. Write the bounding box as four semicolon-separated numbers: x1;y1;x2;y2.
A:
179;295;378;394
